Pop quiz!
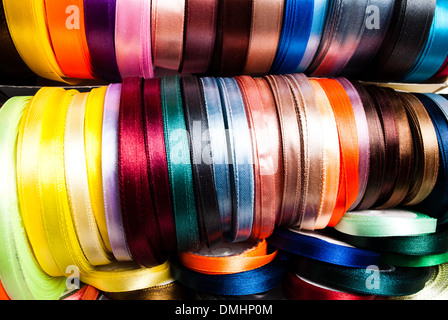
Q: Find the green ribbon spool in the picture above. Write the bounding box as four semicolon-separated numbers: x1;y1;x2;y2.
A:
0;97;66;300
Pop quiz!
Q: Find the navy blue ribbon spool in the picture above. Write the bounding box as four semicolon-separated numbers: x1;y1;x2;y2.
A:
270;0;314;75
268;228;382;268
414;93;448;223
171;255;287;296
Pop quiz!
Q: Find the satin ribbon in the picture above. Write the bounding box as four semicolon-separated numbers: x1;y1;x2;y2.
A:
151;0;185;71
61;284;100;300
17;88;67;277
285;74;324;230
342;0;395;77
85;87;113;254
102;83;132;262
83;0;122;82
118;77;167;267
0;282;9;300
369;0;437;81
376;87;414;209
64;90;113;266
398;92;439;206
235;76;276;240
309;79;340;229
284;273;376;300
365;85;400;208
270;0;314;75
253;77;284;230
104;279;189;300
414;93;448;223
349;82;386;210
334;210;438;238
401;0;448;82
309;0;370;77
2;0;75;83
179;240;277;275
0;2;34;81
180;0;218;74
161;76;199;251
201;77;232;235
294;256;429;297
115;0;153;78
210;0;252;76
0;96;66;300
44;0;95;79
171;255;287;296
181;76;222;246
313;79;359;227
217;77;254;242
296;0;329;72
389;263;448;300
143;78;178;252
268;228;381;268
265;75;301;228
337;79;370;211
243;0;284;75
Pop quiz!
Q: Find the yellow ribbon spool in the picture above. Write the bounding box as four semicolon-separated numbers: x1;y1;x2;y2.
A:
2;0;77;83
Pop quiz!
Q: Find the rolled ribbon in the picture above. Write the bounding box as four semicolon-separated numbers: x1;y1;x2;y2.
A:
181;76;223;246
2;0;74;83
201;77;232;235
83;0;122;82
102;83;133;262
334;210;438;237
294;256;429;297
400;0;448;82
179;240;277;275
44;0;95;79
0;96;66;300
270;0;314;75
268;228;381;268
115;0;153;78
180;0;218;74
217;77;254;242
151;0;185;71
161;76;200;251
243;0;284;75
235;76;276;240
171;255;287;296
284;273;376;300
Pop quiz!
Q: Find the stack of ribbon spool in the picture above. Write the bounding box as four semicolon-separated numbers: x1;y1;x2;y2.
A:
2;0;448;83
1;73;448;300
2;0;448;302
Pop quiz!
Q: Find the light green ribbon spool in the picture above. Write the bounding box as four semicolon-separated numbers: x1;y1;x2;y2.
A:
0;97;66;300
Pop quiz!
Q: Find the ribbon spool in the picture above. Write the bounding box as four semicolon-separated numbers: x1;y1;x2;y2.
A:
334;210;437;238
217;77;254;242
115;0;154;79
171;254;287;296
104;279;190;300
83;0;121;82
0;96;67;300
44;0;95;79
270;0;314;75
308;0;371;77
294;256;429;297
284;273;376;300
179;240;277;275
2;0;76;83
268;228;381;268
400;0;448;82
389;263;448;300
368;0;437;81
414;93;448;223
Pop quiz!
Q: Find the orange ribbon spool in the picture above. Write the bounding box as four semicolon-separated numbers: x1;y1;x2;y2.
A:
0;281;10;300
179;240;277;275
312;79;359;227
44;0;95;79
